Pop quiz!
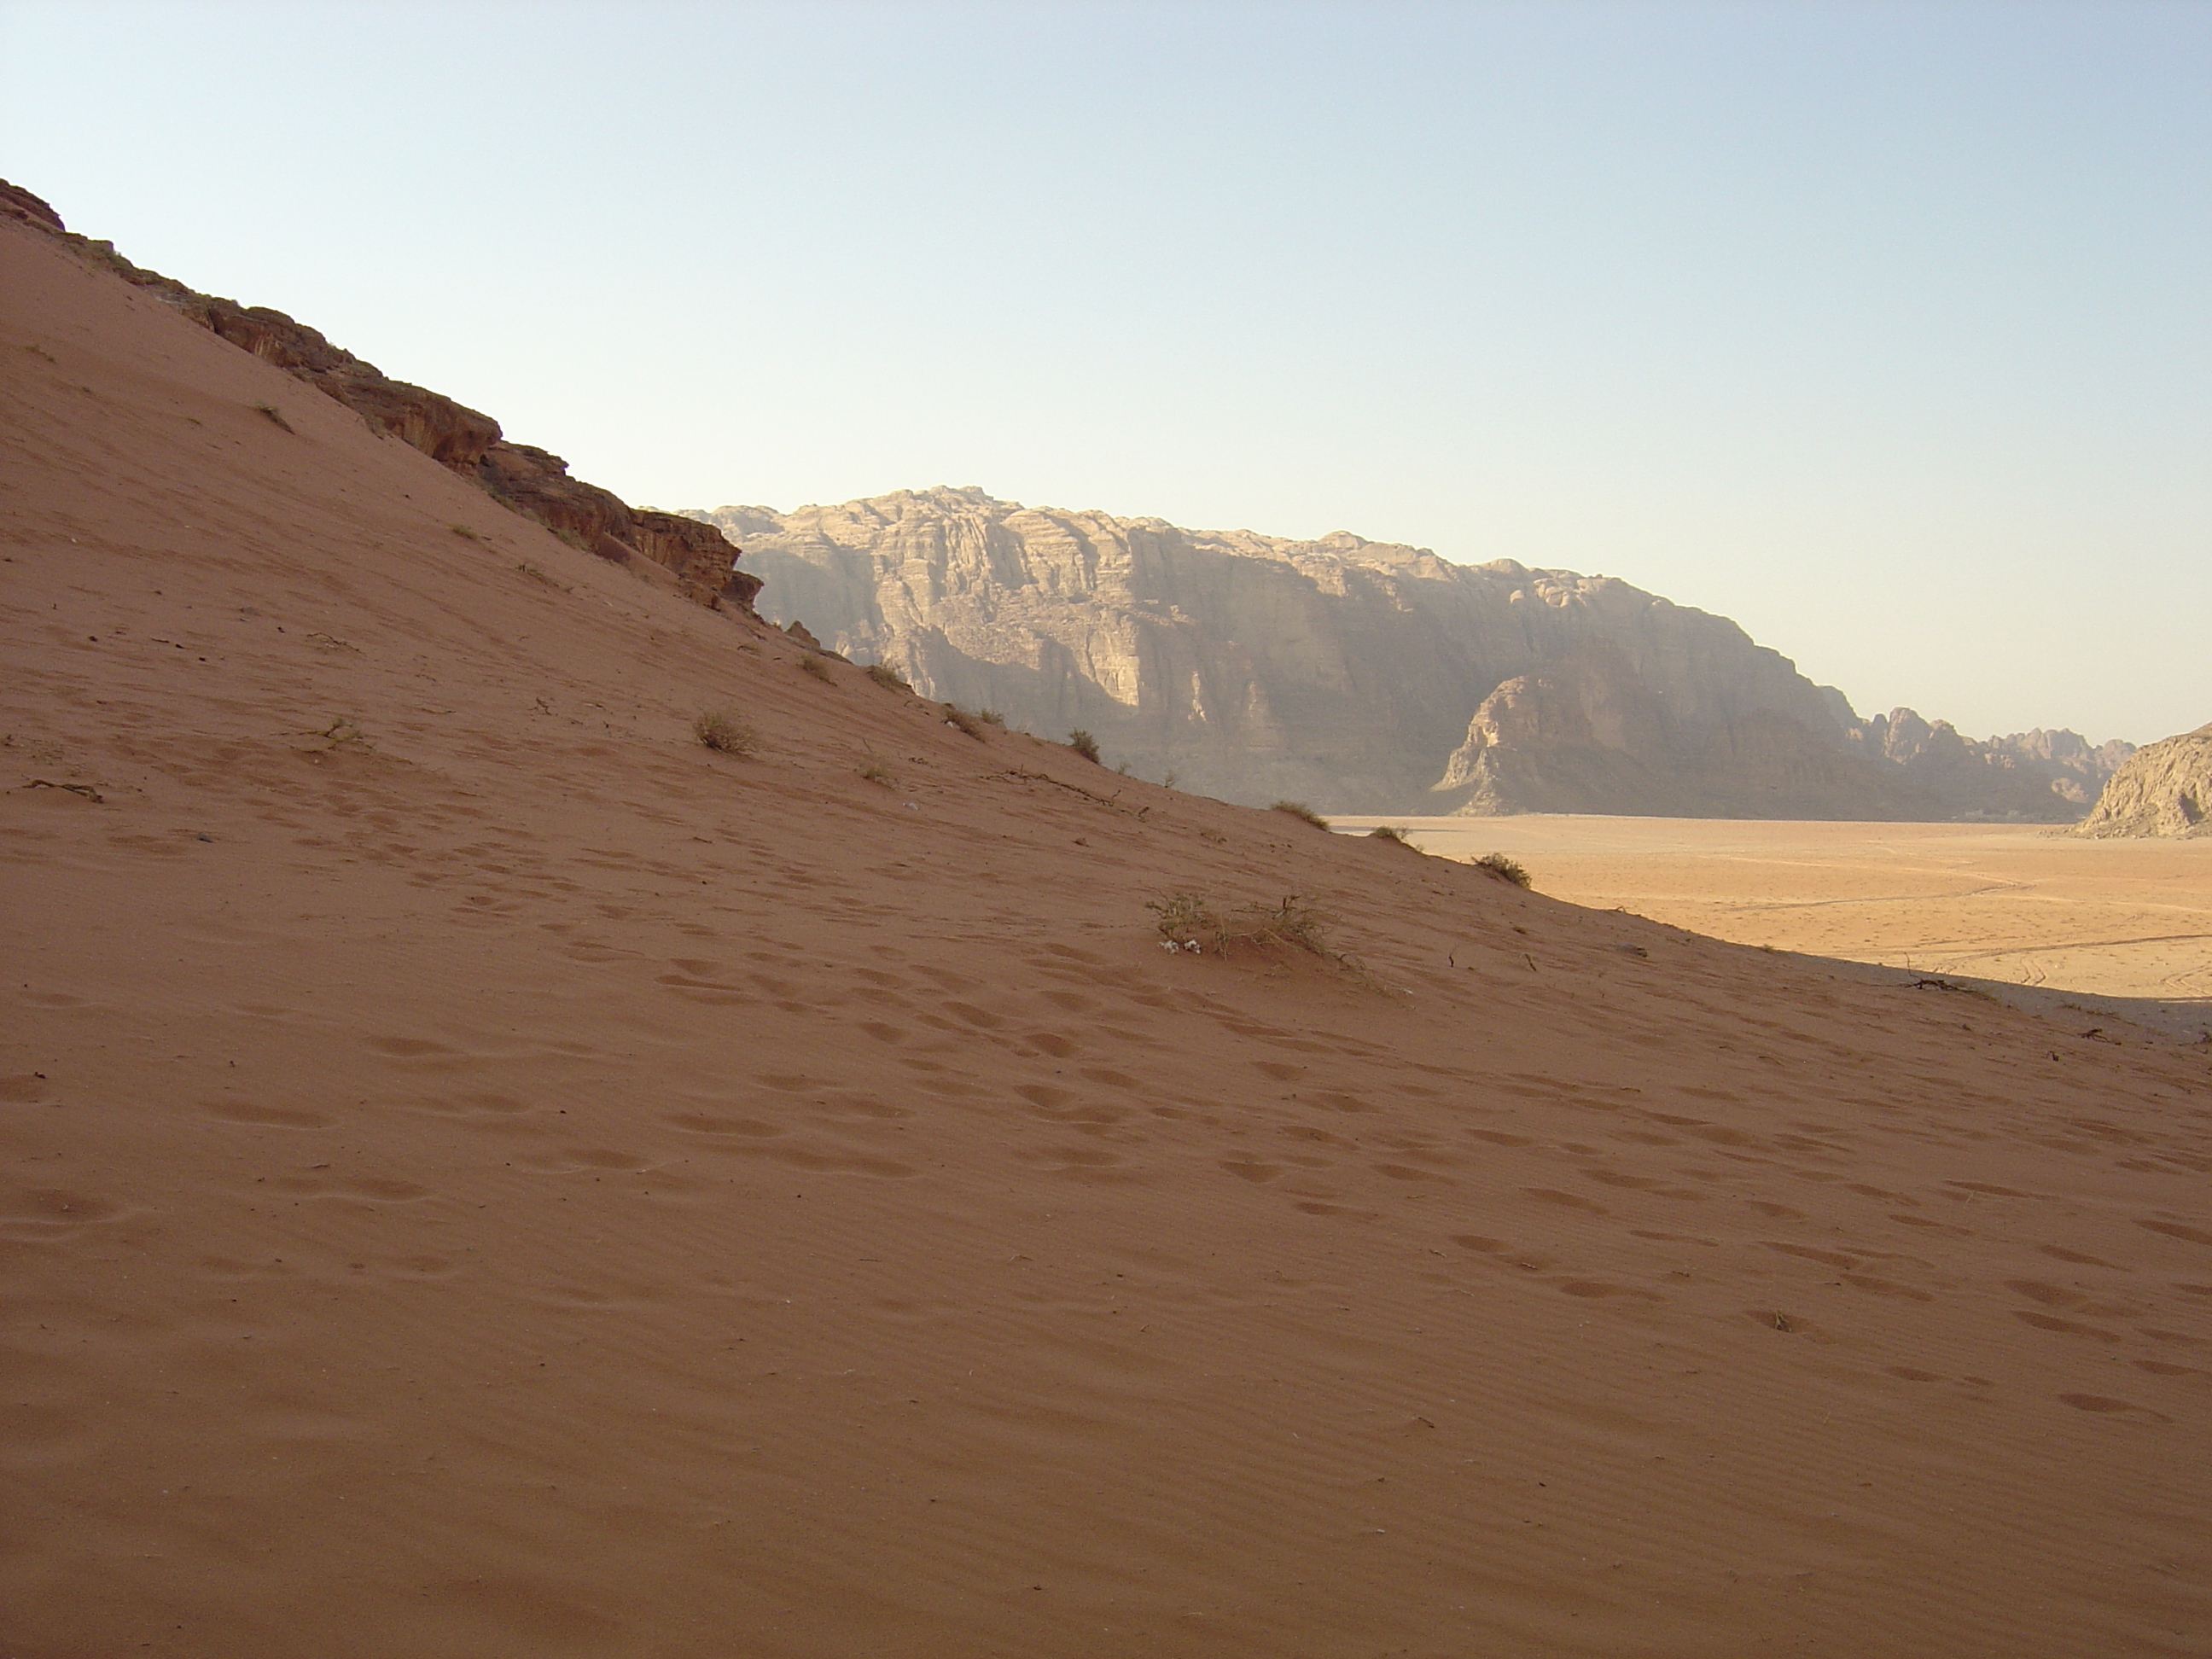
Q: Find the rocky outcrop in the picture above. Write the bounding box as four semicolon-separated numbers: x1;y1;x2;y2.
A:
3;178;758;614
1842;710;2134;822
2075;724;2212;838
690;487;2126;818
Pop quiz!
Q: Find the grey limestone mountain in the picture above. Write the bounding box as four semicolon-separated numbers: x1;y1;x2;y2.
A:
689;486;2129;819
2075;723;2212;837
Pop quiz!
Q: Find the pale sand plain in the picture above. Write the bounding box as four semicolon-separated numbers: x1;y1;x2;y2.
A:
6;214;2212;1658
1334;816;2212;1016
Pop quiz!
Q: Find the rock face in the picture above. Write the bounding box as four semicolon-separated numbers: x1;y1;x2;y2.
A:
3;178;757;614
691;487;2129;818
2076;724;2212;837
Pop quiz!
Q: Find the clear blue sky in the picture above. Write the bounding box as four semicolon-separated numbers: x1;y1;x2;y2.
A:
5;0;2205;743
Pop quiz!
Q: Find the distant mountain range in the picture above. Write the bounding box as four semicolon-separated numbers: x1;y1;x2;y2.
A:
689;488;2130;821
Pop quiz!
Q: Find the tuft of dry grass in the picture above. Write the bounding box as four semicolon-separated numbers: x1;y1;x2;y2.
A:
252;402;294;434
693;710;756;756
1272;800;1330;831
942;705;990;740
799;654;833;682
449;523;484;541
977;708;1007;728
864;662;911;692
1067;730;1101;763
1368;824;1415;845
1474;852;1532;888
859;762;894;786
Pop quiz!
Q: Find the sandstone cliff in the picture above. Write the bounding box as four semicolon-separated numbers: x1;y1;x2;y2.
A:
1;178;756;614
2075;723;2212;837
691;487;2128;818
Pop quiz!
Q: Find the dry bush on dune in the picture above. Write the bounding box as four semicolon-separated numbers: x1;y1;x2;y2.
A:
1369;825;1415;846
1067;730;1101;764
943;705;990;740
693;711;757;756
977;708;1008;728
859;762;894;786
1148;891;1331;959
1474;852;1532;888
864;662;911;692
251;401;294;434
799;654;833;682
1148;891;1225;953
1272;800;1330;831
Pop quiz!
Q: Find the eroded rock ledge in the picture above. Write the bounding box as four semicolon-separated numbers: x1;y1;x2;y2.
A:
1;178;756;614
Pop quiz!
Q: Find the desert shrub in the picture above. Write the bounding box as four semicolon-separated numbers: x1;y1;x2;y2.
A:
1067;730;1101;763
449;523;483;541
859;762;893;786
977;707;1007;727
1369;824;1413;844
1147;892;1224;953
799;654;833;681
864;662;911;692
943;705;988;740
693;710;756;756
1474;852;1532;888
1237;895;1329;954
252;402;294;433
1272;800;1330;831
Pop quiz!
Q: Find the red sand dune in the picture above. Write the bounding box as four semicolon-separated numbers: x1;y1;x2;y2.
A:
3;217;2209;1658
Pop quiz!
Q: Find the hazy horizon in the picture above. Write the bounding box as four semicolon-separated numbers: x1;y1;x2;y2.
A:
3;0;2203;744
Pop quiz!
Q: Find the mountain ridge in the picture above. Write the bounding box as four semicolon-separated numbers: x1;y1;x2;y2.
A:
690;486;2128;820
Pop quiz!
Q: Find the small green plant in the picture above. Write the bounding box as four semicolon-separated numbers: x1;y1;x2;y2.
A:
252;402;294;433
693;710;756;756
864;662;911;692
1474;852;1532;888
1067;730;1101;763
859;762;894;786
1272;800;1330;831
799;653;833;681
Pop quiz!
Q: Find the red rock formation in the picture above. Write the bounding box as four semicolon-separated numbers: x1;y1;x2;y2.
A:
3;178;759;615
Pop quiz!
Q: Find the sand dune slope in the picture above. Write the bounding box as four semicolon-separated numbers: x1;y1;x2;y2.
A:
3;218;2210;1658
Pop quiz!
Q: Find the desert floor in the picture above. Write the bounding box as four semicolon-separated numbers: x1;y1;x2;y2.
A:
1334;815;2212;1022
7;208;2211;1659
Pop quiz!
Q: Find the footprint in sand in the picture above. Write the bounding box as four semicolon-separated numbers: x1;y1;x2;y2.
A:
2137;1220;2212;1247
2058;1393;2168;1420
1524;1188;1610;1214
667;1113;783;1138
201;1100;330;1128
2013;1311;2123;1342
